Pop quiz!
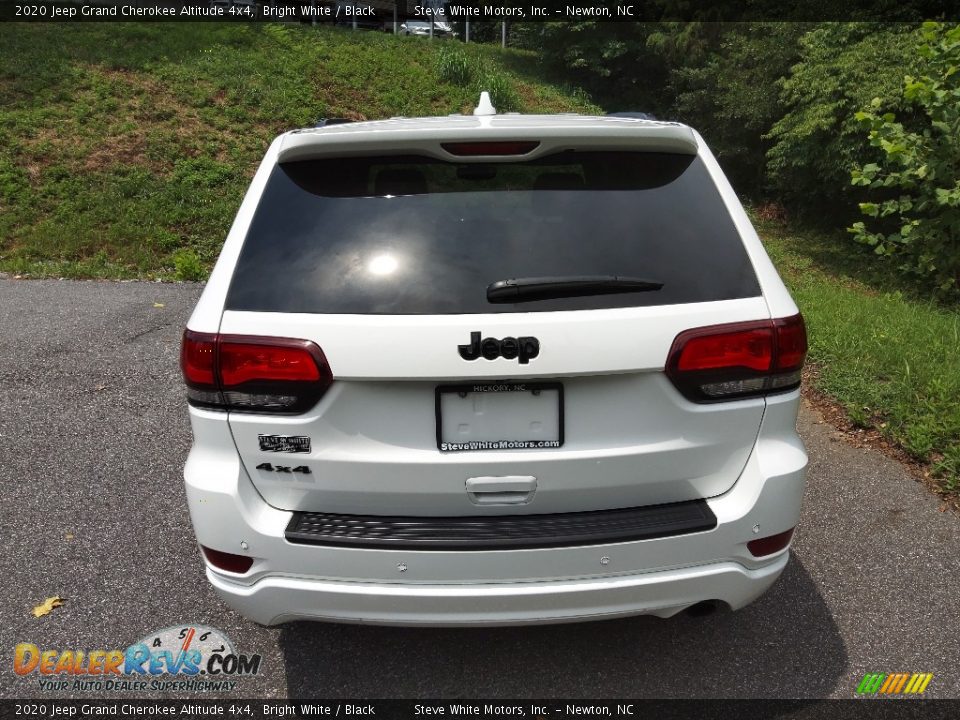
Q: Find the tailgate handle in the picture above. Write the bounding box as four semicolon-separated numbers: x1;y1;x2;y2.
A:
466;476;537;506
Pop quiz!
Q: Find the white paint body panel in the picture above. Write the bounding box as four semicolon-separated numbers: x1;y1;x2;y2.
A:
220;298;772;514
186;391;806;625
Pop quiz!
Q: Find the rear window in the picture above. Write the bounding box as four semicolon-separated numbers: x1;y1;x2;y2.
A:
225;152;761;314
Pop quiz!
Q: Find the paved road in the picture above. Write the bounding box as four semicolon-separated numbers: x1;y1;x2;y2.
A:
1;278;958;700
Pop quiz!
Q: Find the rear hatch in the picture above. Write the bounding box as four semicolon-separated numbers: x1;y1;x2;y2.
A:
219;146;769;515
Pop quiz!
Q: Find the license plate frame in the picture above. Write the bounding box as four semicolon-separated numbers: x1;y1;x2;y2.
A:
434;381;564;452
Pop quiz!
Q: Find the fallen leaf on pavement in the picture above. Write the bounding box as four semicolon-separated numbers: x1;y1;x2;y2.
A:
32;597;66;618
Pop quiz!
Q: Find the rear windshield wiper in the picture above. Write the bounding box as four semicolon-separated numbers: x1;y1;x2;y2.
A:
487;275;664;303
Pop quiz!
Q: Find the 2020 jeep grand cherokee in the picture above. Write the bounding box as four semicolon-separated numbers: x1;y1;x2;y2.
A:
181;96;808;626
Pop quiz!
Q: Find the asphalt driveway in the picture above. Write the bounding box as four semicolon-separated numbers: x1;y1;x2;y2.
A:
1;278;958;699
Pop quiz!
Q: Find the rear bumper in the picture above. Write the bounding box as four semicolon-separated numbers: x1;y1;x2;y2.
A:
185;391;806;626
207;555;787;627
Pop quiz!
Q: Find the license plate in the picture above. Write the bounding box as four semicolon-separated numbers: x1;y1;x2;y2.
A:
435;381;564;452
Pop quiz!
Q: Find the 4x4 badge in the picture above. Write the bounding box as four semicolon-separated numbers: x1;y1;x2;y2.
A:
458;331;540;364
256;463;311;474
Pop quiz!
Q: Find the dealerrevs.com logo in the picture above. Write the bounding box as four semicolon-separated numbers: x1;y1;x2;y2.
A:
14;625;262;692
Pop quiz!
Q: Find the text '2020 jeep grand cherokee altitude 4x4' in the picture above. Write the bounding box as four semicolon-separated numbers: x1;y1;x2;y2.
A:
181;94;808;626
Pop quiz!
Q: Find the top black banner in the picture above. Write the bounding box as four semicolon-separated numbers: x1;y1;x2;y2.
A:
1;0;958;23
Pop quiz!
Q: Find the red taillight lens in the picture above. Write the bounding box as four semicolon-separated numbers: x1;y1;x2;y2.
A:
441;141;540;156
219;339;323;386
747;527;795;557
675;326;773;373
774;314;808;372
201;545;254;574
180;330;332;414
666;314;806;402
181;331;217;387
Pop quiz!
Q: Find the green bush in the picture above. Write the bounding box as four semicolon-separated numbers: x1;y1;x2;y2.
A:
172;249;205;281
435;45;471;86
849;22;960;295
671;23;808;196
765;23;921;219
536;22;674;115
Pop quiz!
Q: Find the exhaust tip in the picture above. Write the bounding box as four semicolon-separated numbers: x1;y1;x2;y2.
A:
685;600;721;618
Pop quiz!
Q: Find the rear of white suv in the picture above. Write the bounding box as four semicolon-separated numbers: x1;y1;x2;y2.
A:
181;105;808;626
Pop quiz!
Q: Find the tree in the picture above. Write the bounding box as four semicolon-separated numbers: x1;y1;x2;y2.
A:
850;22;960;294
671;23;808;196
765;23;921;220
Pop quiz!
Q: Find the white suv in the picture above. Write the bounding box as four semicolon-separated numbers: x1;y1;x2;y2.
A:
181;95;808;626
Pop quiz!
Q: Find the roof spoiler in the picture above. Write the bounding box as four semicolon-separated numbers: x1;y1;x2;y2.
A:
280;120;699;163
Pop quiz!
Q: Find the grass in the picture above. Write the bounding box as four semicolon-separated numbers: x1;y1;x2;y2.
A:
755;214;960;492
0;22;598;280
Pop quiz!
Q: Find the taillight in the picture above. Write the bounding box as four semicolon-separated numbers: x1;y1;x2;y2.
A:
774;315;807;372
181;331;219;406
180;330;332;414
666;314;806;402
441;141;540;156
